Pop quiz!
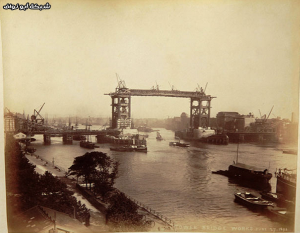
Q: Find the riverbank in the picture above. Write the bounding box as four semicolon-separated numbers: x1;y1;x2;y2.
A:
25;153;109;232
25;152;174;232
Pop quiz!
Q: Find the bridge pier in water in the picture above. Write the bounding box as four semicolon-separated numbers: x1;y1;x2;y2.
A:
63;133;73;145
43;134;51;145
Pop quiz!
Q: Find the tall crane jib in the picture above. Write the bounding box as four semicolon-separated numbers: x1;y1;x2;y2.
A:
31;103;46;131
105;79;216;130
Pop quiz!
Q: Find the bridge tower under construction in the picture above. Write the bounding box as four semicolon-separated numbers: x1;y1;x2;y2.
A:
106;79;215;130
110;79;132;129
190;96;211;129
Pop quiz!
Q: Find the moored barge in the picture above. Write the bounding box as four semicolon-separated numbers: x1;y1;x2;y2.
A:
228;162;272;184
110;145;147;153
80;140;95;149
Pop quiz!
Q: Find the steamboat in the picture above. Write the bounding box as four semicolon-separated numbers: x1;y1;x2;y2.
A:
275;168;297;202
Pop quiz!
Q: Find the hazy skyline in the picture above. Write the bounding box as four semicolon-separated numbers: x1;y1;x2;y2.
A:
1;0;299;121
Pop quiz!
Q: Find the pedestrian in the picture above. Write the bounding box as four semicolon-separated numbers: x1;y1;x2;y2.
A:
85;212;90;227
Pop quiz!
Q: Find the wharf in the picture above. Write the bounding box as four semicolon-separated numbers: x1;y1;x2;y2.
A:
226;131;278;142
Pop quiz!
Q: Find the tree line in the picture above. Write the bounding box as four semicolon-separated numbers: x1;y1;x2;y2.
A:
5;135;90;227
6;135;154;231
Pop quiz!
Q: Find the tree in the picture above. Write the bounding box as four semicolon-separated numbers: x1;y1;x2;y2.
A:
5;136;90;227
106;192;146;230
68;152;119;196
5;136;41;211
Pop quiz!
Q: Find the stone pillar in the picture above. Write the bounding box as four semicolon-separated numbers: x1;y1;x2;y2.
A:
96;134;106;143
63;133;73;145
43;134;51;145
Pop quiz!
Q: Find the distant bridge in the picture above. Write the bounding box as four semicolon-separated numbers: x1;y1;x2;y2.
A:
105;80;216;129
26;129;120;145
32;129;106;136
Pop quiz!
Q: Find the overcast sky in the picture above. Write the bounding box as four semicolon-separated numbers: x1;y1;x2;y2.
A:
1;0;299;120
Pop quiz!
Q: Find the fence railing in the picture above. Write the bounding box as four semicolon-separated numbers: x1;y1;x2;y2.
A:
29;152;68;175
121;192;175;229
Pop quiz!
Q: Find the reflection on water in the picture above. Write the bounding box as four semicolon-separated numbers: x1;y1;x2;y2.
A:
30;127;297;231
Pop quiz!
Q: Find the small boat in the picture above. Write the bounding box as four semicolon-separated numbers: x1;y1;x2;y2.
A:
266;206;295;222
261;192;295;209
135;145;148;152
110;146;134;152
282;149;297;155
212;170;229;176
260;192;284;203
169;141;190;147
110;145;147;153
234;192;274;209
80;140;95;149
156;132;163;141
177;142;190;147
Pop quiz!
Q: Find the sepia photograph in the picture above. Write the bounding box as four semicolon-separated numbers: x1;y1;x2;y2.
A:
1;0;299;232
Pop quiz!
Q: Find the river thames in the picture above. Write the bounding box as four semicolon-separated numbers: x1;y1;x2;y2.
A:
30;127;297;232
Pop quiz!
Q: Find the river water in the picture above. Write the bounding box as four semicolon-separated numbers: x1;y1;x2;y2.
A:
30;127;298;232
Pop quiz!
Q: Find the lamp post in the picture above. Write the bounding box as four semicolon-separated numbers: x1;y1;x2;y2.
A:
72;206;76;219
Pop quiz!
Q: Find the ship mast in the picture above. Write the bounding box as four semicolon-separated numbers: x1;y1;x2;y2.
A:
236;140;239;163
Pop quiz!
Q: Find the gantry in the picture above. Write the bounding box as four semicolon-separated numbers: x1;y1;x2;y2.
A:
105;79;216;129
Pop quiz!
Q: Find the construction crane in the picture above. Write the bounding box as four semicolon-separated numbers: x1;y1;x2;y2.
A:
116;73;127;88
196;83;207;94
31;103;45;125
265;106;274;122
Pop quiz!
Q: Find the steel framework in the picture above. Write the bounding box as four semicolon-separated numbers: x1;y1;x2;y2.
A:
105;82;215;129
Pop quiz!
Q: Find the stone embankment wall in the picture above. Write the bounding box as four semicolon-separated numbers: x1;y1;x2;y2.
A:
75;184;108;215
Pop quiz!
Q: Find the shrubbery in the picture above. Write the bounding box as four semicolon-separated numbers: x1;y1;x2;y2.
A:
69;151;152;231
5;136;90;225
